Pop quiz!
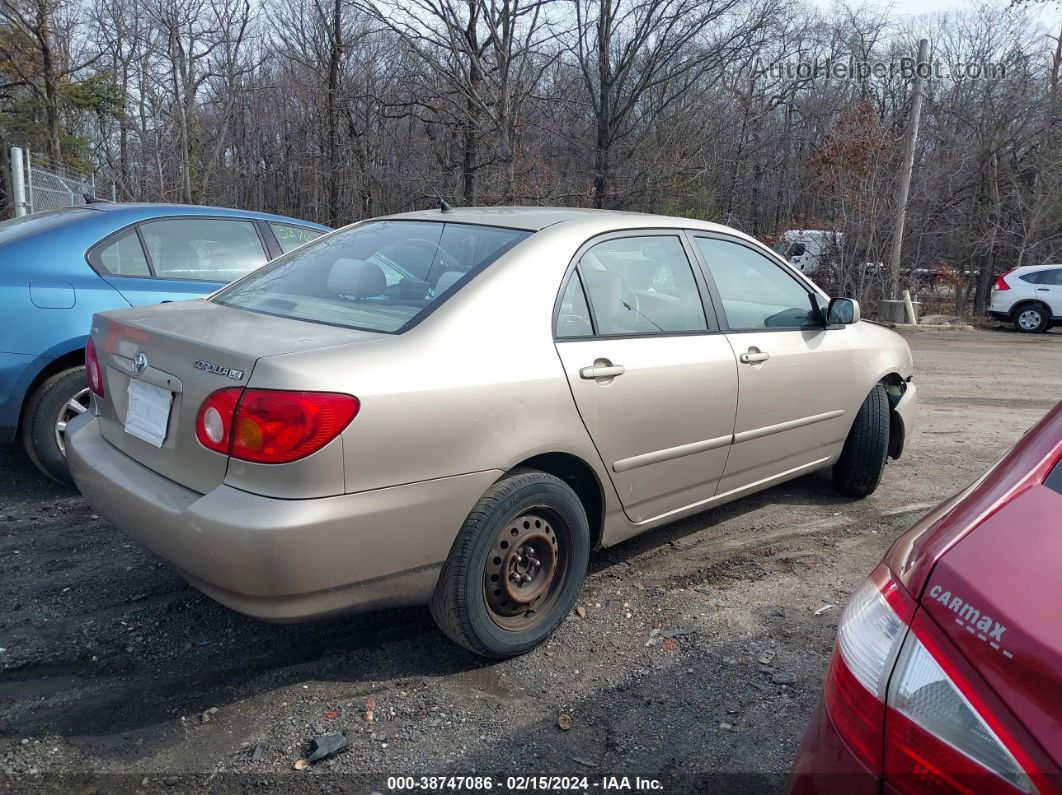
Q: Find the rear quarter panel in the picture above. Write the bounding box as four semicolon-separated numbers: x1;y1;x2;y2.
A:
0;216;128;431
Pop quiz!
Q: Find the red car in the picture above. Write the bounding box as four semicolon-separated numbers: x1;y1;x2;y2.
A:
788;401;1062;795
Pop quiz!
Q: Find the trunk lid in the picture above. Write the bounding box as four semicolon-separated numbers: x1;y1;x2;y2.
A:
920;483;1062;768
91;300;384;493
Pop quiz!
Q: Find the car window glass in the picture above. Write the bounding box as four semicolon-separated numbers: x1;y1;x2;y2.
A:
270;222;324;254
577;236;707;335
1038;269;1062;286
139;219;268;281
694;237;818;330
95;230;150;276
214;220;531;333
556;271;593;338
1018;272;1042;284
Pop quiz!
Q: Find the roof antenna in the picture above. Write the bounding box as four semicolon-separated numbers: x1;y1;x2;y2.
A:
428;184;454;213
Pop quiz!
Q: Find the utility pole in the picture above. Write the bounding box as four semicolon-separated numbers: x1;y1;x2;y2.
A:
888;38;930;300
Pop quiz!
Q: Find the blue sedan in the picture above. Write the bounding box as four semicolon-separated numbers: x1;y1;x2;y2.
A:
0;202;329;484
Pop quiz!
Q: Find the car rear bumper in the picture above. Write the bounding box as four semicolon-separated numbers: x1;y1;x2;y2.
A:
66;413;501;621
786;704;880;795
0;351;35;442
987;310;1010;321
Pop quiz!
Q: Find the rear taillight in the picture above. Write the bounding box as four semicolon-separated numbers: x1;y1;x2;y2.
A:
825;566;1038;793
886;626;1036;794
994;271;1014;291
825;566;914;770
85;339;104;397
195;387;242;455
196;388;359;463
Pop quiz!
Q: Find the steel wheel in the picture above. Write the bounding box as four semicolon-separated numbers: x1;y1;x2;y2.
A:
1017;308;1043;331
54;387;90;457
483;510;570;631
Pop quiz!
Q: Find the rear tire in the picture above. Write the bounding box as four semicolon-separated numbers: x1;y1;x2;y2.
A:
430;470;590;658
1012;304;1050;334
832;384;890;498
21;366;89;487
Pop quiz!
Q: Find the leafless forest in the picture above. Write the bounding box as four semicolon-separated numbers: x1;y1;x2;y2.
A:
1;0;1060;310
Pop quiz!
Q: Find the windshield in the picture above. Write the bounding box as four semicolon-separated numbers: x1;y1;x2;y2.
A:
214;220;532;333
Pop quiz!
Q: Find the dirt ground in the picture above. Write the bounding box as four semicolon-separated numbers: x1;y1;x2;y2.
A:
1;327;1059;794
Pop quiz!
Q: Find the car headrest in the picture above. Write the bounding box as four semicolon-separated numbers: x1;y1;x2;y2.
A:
327;258;386;298
582;269;627;323
432;269;465;296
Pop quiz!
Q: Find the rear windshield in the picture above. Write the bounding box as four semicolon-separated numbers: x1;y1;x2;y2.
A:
0;208;95;246
213;220;531;332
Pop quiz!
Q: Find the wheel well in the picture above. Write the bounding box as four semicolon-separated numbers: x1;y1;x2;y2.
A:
880;373;906;459
515;453;605;550
1010;299;1049;316
17;349;85;431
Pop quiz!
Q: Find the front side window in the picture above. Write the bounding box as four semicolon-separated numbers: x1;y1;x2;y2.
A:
576;236;707;336
270;222;324;254
95;230;151;276
694;237;819;331
214;220;531;333
139;218;268;281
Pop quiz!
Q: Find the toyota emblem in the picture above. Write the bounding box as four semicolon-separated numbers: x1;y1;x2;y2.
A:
132;352;149;376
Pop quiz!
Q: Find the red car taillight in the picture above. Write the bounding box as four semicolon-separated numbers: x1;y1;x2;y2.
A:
825;565;1036;793
825;566;915;770
85;339;104;397
994;270;1014;291
196;388;359;463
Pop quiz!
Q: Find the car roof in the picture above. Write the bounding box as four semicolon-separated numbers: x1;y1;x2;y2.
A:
84;202;330;229
382;206;738;234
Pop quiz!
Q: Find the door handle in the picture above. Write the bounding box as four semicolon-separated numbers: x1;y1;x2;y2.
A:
580;364;625;379
739;350;770;364
1036;288;1049;292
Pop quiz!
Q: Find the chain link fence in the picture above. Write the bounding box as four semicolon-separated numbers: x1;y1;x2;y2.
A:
9;147;102;216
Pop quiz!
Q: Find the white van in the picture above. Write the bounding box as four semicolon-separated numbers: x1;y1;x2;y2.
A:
774;230;843;275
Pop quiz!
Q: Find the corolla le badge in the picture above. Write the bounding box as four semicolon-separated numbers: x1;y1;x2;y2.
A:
193;359;245;381
132;352;148;376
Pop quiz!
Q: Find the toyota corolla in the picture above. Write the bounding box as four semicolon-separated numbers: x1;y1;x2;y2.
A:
65;207;917;658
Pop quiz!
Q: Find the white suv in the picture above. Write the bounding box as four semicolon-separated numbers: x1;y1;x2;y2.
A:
989;265;1062;333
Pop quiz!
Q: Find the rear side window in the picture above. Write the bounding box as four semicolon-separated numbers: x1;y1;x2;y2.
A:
95;230;151;276
1018;272;1042;284
576;235;707;335
1038;269;1062;286
139;218;268;281
556;271;593;338
270;222;324;254
214;220;531;333
694;237;818;330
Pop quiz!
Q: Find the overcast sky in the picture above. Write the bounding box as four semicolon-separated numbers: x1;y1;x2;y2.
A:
810;0;1062;25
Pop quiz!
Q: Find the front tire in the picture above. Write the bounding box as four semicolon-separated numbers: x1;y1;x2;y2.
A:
21;366;89;487
1012;304;1050;334
430;470;590;658
832;384;890;498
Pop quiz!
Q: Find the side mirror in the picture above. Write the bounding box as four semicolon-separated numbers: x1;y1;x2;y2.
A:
827;297;860;325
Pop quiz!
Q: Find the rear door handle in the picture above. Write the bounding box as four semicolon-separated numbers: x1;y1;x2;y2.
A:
580;364;625;379
739;351;770;364
1036;288;1050;292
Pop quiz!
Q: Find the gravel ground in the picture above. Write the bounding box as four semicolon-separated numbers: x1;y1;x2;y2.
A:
1;327;1059;794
